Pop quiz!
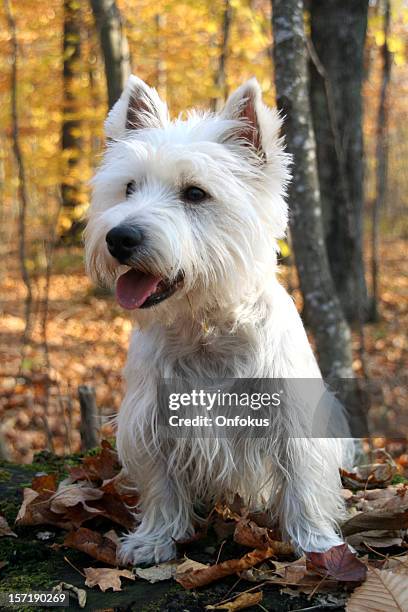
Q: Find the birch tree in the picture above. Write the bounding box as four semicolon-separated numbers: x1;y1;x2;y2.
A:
271;0;353;381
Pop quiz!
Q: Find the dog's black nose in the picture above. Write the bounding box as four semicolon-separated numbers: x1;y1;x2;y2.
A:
106;225;143;263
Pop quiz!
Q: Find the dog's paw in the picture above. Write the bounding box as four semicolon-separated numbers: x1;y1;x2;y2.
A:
119;532;177;566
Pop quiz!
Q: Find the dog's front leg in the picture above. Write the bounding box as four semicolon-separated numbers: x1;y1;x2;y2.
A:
274;438;346;553
119;456;195;565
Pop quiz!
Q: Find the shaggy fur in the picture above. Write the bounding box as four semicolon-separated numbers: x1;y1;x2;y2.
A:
85;75;351;564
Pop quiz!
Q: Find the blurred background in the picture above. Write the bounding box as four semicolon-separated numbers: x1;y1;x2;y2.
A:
0;0;406;464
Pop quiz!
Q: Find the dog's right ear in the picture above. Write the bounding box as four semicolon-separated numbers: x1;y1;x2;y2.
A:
104;75;168;139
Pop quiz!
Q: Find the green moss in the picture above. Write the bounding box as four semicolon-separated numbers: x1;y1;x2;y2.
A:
392;473;408;484
0;469;11;481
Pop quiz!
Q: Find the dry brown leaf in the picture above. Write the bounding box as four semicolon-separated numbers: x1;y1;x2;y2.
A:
233;518;293;554
68;441;120;483
84;567;135;592
31;473;58;494
346;568;408;611
176;547;276;589
240;558;338;593
342;508;408;537
206;591;263;610
15;488;39;524
341;449;398;489
64;527;118;565
353;485;408;514
306;543;367;582
382;554;408;575
0;514;17;538
346;529;404;550
89;492;136;530
50;484;104;514
135;561;181;583
15;488;71;529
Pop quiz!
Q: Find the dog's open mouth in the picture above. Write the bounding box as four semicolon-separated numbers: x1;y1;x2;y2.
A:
115;269;183;310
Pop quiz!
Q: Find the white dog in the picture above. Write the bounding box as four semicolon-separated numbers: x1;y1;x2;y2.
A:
85;75;351;565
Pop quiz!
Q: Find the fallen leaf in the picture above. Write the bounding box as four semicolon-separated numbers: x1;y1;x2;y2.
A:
233;518;293;554
176;547;277;589
64;527;117;565
69;441;120;483
52;582;86;608
89;492;136;529
15;488;39;524
306;544;367;582
0;514;17;538
346;529;404;550
206;590;263;610
240;558;338;593
346;568;408;611
342;508;408;537
341;449;398;489
31;473;58;494
84;567;135;592
382;554;408;575
50;484;104;514
15;488;71;529
135;561;181;583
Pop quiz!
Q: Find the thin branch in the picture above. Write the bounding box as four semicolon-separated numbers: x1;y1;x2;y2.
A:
4;0;33;347
371;0;392;322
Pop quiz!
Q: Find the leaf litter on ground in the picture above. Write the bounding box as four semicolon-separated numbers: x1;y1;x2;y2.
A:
11;441;408;602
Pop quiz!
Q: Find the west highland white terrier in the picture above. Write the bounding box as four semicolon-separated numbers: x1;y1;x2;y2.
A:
85;75;352;564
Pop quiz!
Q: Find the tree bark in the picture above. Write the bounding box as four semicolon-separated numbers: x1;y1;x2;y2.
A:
309;0;369;323
89;0;131;109
211;0;232;112
271;0;353;381
61;0;82;234
371;0;392;322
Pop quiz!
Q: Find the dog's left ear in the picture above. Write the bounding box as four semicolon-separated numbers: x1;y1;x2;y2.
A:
221;78;267;160
105;75;168;139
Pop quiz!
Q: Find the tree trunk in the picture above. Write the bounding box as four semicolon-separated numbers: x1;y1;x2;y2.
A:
61;0;82;235
89;0;131;109
309;0;369;323
211;0;232;113
271;0;369;436
371;0;392;322
271;0;352;380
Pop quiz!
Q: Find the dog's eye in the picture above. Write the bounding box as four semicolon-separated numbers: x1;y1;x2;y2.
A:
182;186;207;203
126;181;136;197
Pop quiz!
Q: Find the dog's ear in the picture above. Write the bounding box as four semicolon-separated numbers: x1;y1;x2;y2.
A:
104;75;168;139
221;78;266;159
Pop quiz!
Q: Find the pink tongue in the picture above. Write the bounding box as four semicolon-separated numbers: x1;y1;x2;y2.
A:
116;269;161;310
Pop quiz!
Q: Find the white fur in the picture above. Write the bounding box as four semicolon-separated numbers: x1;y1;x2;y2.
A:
85;76;351;565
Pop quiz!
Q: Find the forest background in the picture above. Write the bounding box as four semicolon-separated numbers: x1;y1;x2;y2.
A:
0;0;406;463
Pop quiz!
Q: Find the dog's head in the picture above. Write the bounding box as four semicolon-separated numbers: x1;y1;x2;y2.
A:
85;75;290;324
